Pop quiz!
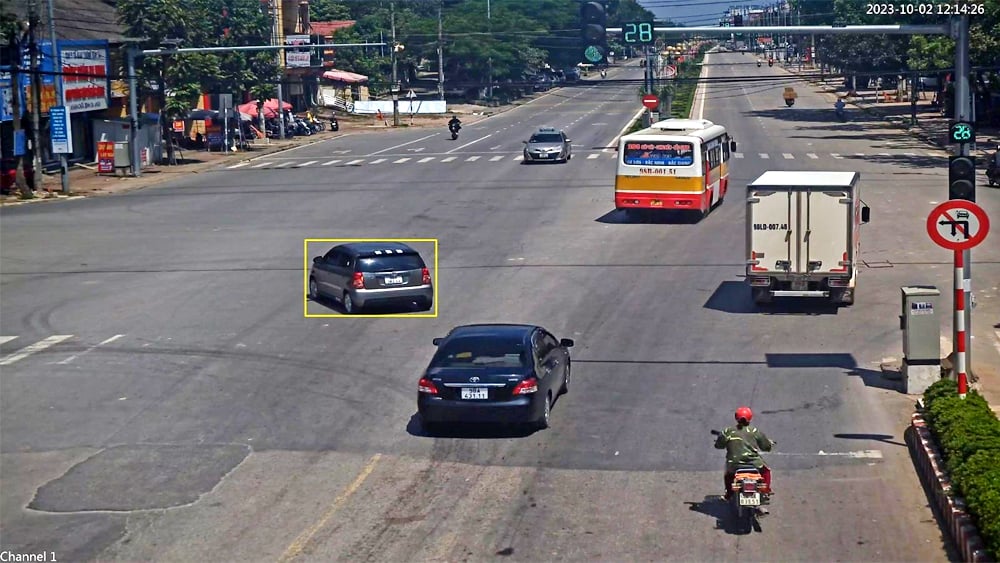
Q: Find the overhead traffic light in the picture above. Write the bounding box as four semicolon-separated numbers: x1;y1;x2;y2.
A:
580;1;607;65
948;155;976;201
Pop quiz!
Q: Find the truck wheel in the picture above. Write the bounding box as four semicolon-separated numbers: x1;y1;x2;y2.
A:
752;288;772;305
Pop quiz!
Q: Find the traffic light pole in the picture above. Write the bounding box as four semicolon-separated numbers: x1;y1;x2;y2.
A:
954;15;973;380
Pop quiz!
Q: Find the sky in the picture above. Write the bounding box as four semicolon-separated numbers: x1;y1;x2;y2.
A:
637;0;783;27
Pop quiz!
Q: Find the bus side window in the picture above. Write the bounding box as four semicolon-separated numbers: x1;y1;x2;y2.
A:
723;141;730;162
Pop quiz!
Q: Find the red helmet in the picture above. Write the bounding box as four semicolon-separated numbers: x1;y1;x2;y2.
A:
735;406;753;424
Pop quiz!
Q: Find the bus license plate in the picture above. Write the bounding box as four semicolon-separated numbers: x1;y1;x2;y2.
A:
651;200;663;206
461;387;489;400
739;493;761;506
384;276;404;285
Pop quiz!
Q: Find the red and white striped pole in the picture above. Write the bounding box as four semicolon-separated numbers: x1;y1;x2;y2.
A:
955;250;968;398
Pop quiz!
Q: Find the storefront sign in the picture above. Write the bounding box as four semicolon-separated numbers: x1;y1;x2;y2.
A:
59;41;110;113
285;35;312;68
97;141;115;173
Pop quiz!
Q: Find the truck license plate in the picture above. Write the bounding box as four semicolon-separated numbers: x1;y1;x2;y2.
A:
739;493;761;506
461;387;489;400
384;276;404;285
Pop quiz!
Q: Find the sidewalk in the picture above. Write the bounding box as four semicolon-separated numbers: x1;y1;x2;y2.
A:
0;100;514;207
781;65;1000;156
782;64;1000;410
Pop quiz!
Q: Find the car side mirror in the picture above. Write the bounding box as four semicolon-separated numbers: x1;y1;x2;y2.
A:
432;337;442;346
313;256;322;264
730;140;737;152
560;338;574;348
522;140;528;144
861;206;871;223
566;139;572;143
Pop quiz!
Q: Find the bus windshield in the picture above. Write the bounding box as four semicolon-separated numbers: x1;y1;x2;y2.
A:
623;141;695;166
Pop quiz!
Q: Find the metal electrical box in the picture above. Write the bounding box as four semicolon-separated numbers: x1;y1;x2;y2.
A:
900;286;941;362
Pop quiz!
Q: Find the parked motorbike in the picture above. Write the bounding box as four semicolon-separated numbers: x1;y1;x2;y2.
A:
712;429;774;533
329;116;339;132
449;122;461;140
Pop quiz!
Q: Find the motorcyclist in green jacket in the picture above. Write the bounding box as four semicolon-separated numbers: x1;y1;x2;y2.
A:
715;406;773;501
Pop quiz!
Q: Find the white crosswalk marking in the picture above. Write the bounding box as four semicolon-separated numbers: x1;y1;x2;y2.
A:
831;153;843;159
466;156;481;161
807;153;818;159
782;153;794;159
394;157;411;163
274;161;292;168
759;153;770;159
490;155;505;161
56;334;125;365
370;158;387;164
878;153;890;157
322;160;342;166
297;160;317;167
0;336;18;345
587;153;600;159
0;335;74;366
512;155;523;160
734;152;744;158
904;152;917;157
252;162;270;168
418;157;434;163
441;157;456;162
346;159;364;165
855;153;864;157
227;162;249;169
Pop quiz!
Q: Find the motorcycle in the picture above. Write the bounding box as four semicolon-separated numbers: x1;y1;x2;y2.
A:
835;106;847;122
449;122;461;140
712;430;774;533
600;69;607;78
329;116;339;132
768;58;774;67
987;162;999;187
757;61;761;67
782;87;797;107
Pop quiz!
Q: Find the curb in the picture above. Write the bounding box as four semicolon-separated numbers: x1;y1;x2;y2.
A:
907;411;994;562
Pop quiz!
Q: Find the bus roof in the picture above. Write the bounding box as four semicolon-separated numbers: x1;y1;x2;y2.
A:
750;171;860;187
623;123;727;142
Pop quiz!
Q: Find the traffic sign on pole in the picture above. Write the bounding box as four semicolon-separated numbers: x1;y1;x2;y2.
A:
50;105;73;154
642;94;659;109
663;65;677;78
926;200;990;251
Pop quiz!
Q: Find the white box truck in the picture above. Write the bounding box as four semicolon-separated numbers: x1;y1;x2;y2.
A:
746;171;870;306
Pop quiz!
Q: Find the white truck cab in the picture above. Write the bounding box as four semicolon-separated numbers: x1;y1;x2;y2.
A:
745;171;870;306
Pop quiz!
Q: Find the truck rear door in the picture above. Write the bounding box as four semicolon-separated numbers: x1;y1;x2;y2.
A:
804;190;850;274
748;188;793;274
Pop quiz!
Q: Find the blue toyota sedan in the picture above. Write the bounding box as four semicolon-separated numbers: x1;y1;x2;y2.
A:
417;324;574;434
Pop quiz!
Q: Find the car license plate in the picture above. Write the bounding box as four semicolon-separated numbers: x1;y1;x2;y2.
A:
548;153;557;158
384;276;404;285
461;387;489;400
739;493;761;506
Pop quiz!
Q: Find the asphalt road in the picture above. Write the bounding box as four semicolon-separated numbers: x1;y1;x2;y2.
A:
4;51;995;561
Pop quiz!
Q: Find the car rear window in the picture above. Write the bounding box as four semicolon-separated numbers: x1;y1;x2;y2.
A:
623;141;694;166
431;337;528;368
356;253;424;272
530;134;563;143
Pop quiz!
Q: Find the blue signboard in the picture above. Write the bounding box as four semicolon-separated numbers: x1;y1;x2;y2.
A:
14;130;27;156
0;69;13;122
50;105;73;154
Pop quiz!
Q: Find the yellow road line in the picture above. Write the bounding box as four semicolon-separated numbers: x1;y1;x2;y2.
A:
277;453;382;562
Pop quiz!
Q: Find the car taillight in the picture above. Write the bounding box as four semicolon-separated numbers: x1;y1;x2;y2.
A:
352;272;364;289
512;377;538;395
421;267;431;285
418;377;438;394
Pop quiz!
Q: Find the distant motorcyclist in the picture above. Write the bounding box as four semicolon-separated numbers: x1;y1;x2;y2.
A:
600;68;607;78
834;98;846;119
987;144;1000;185
448;115;461;132
715;406;773;504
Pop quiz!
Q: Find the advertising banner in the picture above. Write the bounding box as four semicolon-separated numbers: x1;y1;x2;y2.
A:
59;40;110;113
285;35;312;68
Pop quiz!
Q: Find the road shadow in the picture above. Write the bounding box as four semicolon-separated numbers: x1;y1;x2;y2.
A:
307;295;429;316
844;366;902;392
833;432;906;448
755;297;841;316
595;208;703;225
704;280;757;314
405;413;539;439
765;353;905;392
685;495;758;535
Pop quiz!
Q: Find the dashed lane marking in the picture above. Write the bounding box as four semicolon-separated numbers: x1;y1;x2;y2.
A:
587;153;600;159
346;159;364;165
418;157;434;163
760;153;770;159
321;160;341;166
466;156;481;161
297;160;318;167
394;157;411;163
55;334;125;365
782;153;794;159
490;155;505;161
0;336;18;345
441;157;456;162
807;153;818;159
227;162;249;169
274;161;292;168
734;152;744;158
370;158;387;164
251;162;270;168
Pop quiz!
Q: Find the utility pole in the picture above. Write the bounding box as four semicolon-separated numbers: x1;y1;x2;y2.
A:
125;42;141;177
27;0;43;193
486;0;492;100
272;0;285;140
9;22;32;198
437;1;444;100
391;2;400;126
953;14;973;381
46;0;68;193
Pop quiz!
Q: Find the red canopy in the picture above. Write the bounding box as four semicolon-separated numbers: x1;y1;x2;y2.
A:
236;99;293;118
322;69;368;84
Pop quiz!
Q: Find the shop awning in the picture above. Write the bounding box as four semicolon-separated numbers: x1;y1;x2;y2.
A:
322;69;369;83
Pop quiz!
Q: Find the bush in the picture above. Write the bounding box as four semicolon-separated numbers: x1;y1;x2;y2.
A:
923;379;1000;558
